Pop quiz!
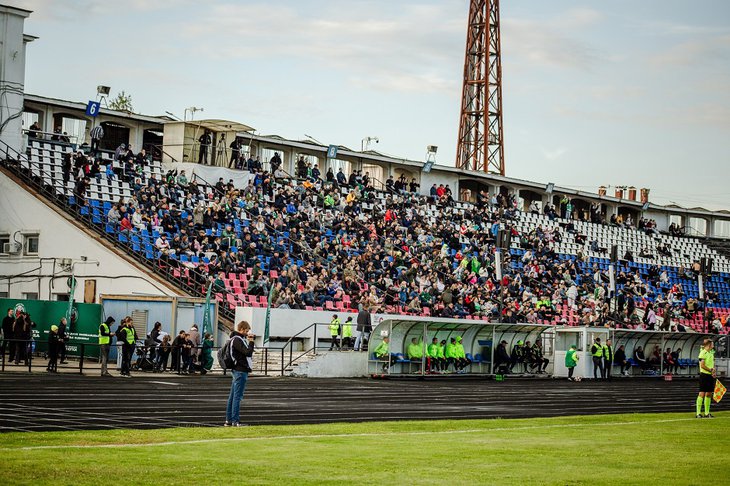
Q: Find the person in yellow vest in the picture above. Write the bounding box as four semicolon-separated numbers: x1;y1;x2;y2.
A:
342;316;354;349
119;317;137;378
590;337;604;380
98;316;115;377
696;339;716;418
602;339;614;380
328;314;341;351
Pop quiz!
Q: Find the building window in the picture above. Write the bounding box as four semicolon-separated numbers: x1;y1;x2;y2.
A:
714;220;730;239
23;292;39;300
24;234;39;255
55;294;70;302
0;234;9;254
0;292;8;298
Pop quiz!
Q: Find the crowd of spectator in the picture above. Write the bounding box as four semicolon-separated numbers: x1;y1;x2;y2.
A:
76;151;728;335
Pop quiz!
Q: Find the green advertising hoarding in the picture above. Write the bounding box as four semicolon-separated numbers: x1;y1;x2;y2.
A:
0;298;103;358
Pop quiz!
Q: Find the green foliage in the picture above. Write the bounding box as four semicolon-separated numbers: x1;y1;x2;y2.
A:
108;90;134;112
0;412;726;485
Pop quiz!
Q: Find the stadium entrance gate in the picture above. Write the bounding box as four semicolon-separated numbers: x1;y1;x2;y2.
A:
367;319;553;376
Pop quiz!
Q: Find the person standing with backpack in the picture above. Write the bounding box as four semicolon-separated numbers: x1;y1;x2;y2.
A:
225;321;255;427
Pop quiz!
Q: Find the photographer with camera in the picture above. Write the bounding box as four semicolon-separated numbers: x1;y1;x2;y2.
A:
224;321;255;427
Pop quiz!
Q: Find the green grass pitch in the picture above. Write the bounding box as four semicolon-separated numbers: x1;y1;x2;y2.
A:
0;412;727;485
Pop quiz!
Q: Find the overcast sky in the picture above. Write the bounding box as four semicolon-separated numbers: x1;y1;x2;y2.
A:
11;0;730;210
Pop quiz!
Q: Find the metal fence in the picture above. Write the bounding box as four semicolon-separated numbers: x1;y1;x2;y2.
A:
0;339;274;376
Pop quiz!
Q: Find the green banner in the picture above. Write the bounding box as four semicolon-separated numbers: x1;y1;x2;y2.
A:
0;298;103;358
202;282;212;337
65;276;76;324
263;284;274;346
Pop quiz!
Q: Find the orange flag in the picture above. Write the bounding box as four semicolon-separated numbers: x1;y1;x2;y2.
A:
714;380;727;403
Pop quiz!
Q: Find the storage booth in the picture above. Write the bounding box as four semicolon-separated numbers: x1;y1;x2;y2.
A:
554;327;610;378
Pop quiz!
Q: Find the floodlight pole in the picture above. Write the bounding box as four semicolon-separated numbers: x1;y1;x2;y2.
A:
495;247;502;324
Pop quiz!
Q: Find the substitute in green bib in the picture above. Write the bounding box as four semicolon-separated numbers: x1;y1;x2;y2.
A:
373;337;394;372
696;339;716;418
98;316;115;377
426;337;441;373
445;337;458;373
565;344;579;381
407;337;423;362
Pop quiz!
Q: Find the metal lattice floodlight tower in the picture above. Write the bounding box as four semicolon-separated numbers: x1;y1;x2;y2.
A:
456;0;504;175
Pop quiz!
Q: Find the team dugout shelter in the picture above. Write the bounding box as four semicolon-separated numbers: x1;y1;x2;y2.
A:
368;318;553;376
553;326;719;378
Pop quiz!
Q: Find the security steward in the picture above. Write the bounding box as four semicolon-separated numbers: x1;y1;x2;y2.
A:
328;314;341;350
342;316;354;349
591;337;604;379
98;316;115;376
119;317;137;377
602;338;614;380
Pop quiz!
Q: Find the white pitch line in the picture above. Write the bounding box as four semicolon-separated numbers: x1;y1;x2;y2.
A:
2;416;724;451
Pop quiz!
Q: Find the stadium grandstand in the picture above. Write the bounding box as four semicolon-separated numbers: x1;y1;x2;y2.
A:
1;4;730;376
1;2;729;483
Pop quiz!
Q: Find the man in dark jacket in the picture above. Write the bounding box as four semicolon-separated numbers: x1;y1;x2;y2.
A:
2;308;14;361
225;320;255;427
47;325;60;373
198;131;211;165
354;307;372;352
170;330;186;372
58;317;68;364
494;340;511;374
13;313;30;365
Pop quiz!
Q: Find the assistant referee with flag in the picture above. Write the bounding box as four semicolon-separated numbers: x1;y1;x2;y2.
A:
696;339;716;418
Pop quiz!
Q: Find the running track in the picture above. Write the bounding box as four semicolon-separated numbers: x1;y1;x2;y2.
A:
0;374;717;432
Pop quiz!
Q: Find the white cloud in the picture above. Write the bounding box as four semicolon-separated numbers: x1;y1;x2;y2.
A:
178;2;463;94
651;35;730;66
540;146;567;161
560;7;605;29
10;0;192;21
502;18;604;71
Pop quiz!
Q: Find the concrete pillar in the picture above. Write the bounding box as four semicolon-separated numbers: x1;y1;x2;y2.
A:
0;6;34;155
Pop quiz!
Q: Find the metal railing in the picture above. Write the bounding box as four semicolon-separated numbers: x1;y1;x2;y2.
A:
0;338;273;376
278;322;360;376
0;139;239;325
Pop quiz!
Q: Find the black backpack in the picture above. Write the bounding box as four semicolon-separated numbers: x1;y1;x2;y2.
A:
217;335;243;369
